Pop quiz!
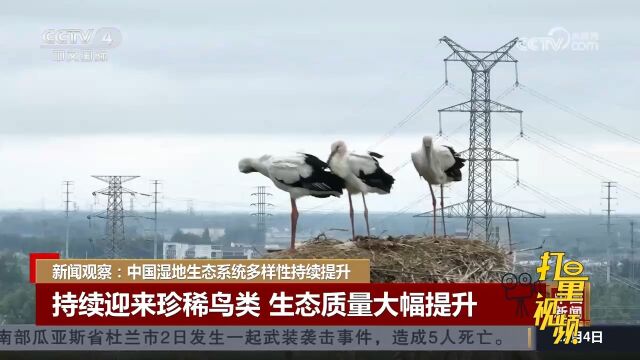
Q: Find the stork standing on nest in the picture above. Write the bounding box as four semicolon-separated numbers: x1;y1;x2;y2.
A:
238;153;345;251
411;135;465;237
327;140;395;241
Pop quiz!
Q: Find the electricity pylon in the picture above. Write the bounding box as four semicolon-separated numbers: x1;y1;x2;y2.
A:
151;180;161;259
63;180;74;258
602;181;616;283
630;220;635;282
88;176;149;258
251;186;273;244
416;36;542;243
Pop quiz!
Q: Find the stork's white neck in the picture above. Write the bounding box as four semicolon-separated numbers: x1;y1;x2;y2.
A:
250;157;270;177
328;151;350;178
423;145;433;164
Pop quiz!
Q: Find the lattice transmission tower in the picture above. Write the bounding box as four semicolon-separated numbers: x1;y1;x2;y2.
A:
88;176;149;258
601;181;617;283
62;180;74;258
150;180;162;260
630;220;636;283
602;181;617;236
251;186;273;236
417;36;542;242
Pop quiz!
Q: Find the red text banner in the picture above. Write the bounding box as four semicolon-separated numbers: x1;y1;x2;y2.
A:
36;283;541;326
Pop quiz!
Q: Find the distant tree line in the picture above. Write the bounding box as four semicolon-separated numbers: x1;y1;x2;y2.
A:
170;225;265;247
0;253;34;324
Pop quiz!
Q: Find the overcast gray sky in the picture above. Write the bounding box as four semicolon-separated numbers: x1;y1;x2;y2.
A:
1;0;639;215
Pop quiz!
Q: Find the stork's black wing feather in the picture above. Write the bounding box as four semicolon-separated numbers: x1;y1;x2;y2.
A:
442;146;457;157
303;169;345;197
300;153;329;169
358;167;395;193
442;146;466;181
278;153;345;197
367;151;384;159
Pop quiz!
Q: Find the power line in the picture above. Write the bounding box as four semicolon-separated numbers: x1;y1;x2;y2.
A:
610;273;640;293
454;80;640;189
368;82;447;151
518;83;640;145
498;134;522;152
495;164;580;214
494;164;585;214
333;43;443;130
524;135;608;179
522;134;640;201
438;119;468;141
162;196;247;208
521;118;640;178
484;95;640;201
449;80;632;212
378;194;430;225
495;83;519;101
388;159;411;175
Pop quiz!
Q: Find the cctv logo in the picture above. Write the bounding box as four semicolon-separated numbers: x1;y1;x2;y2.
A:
41;27;123;50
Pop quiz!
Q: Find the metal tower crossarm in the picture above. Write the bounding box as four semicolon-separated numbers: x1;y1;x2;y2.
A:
456;149;519;162
440;36;519;70
419;201;542;219
439;100;522;113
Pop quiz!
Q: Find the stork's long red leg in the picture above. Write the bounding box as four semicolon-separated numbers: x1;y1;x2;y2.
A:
348;192;356;241
362;193;370;237
428;183;436;237
440;184;446;237
290;197;298;251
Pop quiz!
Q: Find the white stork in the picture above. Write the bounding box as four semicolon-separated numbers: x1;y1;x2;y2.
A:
411;135;465;237
238;153;345;250
327;140;395;240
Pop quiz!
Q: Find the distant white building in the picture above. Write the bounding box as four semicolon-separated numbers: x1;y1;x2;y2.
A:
178;228;226;241
163;242;252;259
265;227;314;249
452;228;469;239
163;242;222;259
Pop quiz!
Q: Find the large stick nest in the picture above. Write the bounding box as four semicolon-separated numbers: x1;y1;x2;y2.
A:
265;235;510;283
